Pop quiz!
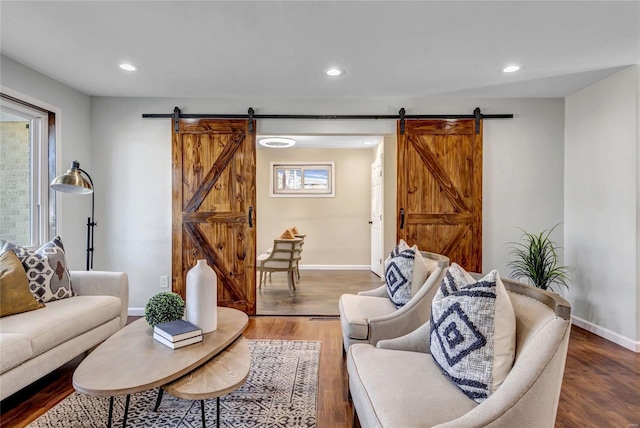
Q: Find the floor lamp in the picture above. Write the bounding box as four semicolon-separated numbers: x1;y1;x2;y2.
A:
50;161;96;271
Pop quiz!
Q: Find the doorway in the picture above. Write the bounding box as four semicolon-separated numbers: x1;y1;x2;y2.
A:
255;134;384;315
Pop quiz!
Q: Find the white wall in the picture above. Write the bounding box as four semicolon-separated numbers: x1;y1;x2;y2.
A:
256;147;372;267
89;97;565;310
565;66;639;348
0;55;91;270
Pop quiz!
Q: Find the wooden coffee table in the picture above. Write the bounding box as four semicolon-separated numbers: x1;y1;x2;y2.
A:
73;307;249;427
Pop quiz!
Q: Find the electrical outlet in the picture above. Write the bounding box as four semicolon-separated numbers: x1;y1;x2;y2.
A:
160;275;169;288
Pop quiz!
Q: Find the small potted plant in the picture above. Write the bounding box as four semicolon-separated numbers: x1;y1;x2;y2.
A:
144;292;185;326
507;224;570;292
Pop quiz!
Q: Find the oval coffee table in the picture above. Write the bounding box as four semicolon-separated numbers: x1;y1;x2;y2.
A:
73;307;249;427
157;336;251;427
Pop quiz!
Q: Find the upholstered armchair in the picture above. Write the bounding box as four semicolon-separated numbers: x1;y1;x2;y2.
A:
347;277;572;427
338;251;450;354
256;238;303;297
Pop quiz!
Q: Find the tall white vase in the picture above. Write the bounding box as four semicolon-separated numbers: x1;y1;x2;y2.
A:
186;259;218;333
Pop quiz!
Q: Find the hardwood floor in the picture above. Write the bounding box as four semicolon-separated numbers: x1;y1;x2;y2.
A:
257;269;382;315
2;272;639;427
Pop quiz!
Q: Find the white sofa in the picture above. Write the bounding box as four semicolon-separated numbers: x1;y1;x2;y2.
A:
0;271;128;401
347;277;572;428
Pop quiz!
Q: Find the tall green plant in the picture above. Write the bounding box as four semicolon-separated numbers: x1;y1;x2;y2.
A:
507;225;570;292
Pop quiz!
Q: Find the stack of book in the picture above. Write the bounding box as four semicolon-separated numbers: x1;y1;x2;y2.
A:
153;319;203;349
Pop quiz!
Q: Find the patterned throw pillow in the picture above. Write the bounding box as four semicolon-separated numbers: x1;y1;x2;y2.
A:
0;236;75;303
384;240;415;307
0;250;45;317
430;263;516;403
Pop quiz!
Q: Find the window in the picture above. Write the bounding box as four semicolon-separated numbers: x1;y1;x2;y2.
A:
270;162;335;197
0;94;54;246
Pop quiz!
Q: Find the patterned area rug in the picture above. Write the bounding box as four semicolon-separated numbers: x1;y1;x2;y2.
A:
29;340;320;428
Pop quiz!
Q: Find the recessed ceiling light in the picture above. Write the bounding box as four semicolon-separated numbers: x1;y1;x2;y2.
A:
119;63;137;72
259;137;296;148
503;65;521;73
363;141;372;145
325;67;345;77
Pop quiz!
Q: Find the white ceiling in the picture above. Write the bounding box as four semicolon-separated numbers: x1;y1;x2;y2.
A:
1;1;638;100
257;134;383;149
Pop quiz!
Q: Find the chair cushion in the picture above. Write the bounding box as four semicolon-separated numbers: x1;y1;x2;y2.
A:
0;236;75;303
348;344;477;427
411;251;436;297
0;295;121;358
339;294;397;340
430;263;516;403
0;250;45;317
0;333;33;373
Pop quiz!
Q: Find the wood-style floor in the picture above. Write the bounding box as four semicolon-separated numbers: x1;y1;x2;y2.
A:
2;273;639;427
257;269;382;315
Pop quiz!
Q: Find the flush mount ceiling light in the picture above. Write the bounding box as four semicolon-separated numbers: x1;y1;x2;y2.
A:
503;65;521;73
259;137;296;148
325;67;345;77
119;63;137;72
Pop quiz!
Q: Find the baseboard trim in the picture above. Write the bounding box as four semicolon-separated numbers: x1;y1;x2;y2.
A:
298;264;371;271
128;308;145;317
571;316;640;353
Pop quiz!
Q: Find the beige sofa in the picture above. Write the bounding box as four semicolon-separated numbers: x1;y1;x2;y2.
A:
0;271;128;400
347;277;572;428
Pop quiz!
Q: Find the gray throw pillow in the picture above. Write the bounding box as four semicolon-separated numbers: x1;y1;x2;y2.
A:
384;241;415;307
429;263;515;403
0;236;75;303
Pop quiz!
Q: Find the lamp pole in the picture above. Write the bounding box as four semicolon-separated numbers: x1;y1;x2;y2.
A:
79;167;96;271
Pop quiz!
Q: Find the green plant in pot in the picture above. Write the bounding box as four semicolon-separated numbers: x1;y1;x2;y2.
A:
144;292;185;326
507;224;570;292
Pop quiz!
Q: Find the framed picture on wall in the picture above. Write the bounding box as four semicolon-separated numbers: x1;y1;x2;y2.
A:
270;162;335;197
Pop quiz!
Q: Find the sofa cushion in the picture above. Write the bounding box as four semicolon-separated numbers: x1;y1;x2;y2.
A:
0;333;33;374
339;294;397;340
0;295;121;359
430;263;516;403
0;236;75;303
0;250;45;317
348;344;477;427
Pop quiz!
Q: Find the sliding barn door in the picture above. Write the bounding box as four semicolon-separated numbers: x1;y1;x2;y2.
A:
172;119;256;314
397;119;482;272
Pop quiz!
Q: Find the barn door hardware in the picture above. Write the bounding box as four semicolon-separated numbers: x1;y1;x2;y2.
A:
144;107;513;133
248;107;254;134
173;106;181;133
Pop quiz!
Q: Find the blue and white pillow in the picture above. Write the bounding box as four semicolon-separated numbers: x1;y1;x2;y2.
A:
384;241;415;307
430;263;515;403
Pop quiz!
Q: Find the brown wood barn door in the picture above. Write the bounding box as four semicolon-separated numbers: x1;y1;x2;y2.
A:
172;119;256;314
397;119;482;272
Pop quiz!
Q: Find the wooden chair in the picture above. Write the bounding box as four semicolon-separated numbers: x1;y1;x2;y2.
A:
257;238;303;297
294;234;305;280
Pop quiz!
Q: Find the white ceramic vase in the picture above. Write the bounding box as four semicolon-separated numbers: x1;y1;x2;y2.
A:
186;259;218;333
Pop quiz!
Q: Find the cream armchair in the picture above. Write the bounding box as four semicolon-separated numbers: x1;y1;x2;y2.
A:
257;238;303;297
338;251;449;354
347;277;572;427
